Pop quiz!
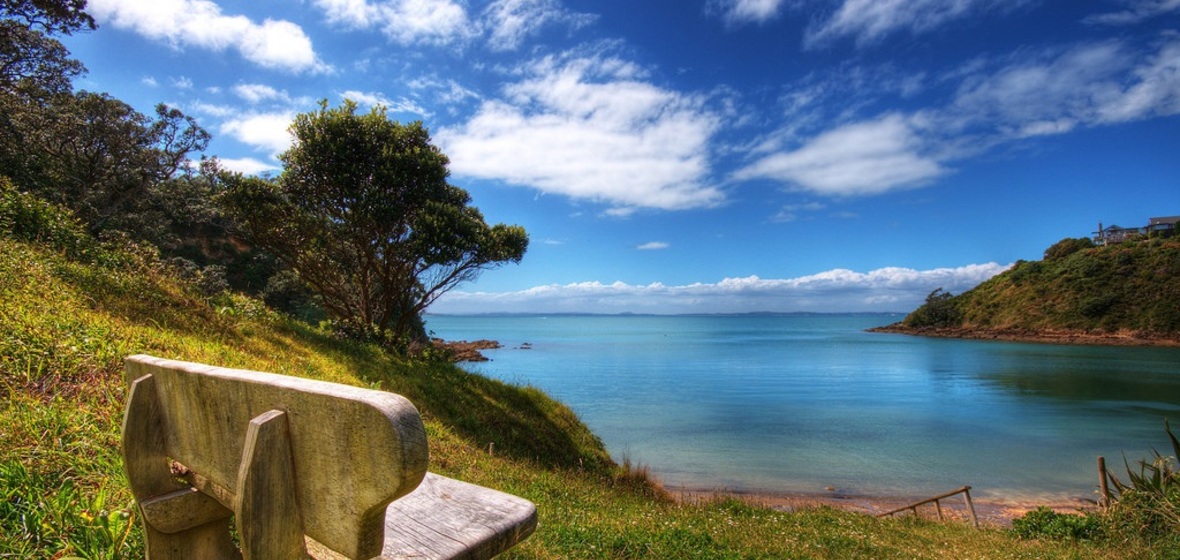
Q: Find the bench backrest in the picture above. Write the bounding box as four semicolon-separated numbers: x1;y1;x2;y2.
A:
123;355;429;558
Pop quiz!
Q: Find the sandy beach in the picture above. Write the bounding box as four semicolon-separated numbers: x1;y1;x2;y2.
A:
669;486;1099;527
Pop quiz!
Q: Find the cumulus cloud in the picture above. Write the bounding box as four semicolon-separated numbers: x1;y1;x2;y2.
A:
220;112;296;158
735;114;946;196
86;0;327;73
313;0;475;46
805;0;1021;48
483;0;596;51
430;263;1010;314
1084;0;1180;25
437;53;724;212
217;157;280;175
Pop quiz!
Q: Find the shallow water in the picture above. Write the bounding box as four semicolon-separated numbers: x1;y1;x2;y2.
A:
426;313;1180;502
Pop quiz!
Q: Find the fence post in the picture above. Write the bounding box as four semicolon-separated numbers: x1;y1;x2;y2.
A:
962;487;978;529
1098;456;1110;508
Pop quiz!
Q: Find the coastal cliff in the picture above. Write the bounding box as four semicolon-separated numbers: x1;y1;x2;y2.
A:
874;236;1180;346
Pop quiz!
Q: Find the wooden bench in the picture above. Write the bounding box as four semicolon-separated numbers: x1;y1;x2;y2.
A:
120;355;537;559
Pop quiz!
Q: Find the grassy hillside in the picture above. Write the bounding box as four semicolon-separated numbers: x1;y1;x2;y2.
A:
1;204;1173;557
890;237;1180;344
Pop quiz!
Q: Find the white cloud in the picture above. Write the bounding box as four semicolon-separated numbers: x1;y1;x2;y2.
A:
217;157;280;176
1084;0;1180;25
708;0;789;25
313;0;475;46
86;0;328;73
220;112;296;157
141;76;158;87
430;263;1010;314
805;0;1019;48
950;38;1180;135
735;114;946;196
437;54;724;212
483;0;596;51
339;90;431;116
637;241;670;250
233;84;287;104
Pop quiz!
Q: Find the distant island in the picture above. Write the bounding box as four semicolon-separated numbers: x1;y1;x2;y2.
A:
872;233;1180;347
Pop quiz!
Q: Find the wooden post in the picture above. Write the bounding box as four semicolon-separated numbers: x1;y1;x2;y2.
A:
1098;456;1110;508
962;487;978;529
934;499;944;521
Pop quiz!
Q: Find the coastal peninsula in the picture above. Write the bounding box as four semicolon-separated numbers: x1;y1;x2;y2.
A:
873;235;1180;347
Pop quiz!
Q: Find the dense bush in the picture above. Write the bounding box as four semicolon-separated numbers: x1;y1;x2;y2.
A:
1044;237;1095;261
903;288;962;328
1012;507;1104;541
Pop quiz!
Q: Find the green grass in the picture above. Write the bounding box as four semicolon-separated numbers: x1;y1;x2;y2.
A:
1;231;1172;558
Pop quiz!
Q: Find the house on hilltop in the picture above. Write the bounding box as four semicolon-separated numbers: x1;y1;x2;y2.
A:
1093;215;1180;245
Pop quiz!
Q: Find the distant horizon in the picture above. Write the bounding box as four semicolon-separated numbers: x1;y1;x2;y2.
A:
425;310;909;317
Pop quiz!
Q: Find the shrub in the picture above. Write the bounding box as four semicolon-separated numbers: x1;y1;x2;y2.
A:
1012;507;1104;541
1044;237;1095;261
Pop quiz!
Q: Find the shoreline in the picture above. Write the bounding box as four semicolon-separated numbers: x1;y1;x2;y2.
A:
869;324;1180;348
668;485;1097;526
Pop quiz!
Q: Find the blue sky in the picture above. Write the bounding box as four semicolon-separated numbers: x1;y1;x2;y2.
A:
62;0;1180;314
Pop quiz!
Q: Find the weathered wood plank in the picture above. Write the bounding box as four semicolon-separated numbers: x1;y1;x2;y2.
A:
123;373;240;559
382;473;538;560
124;355;429;559
235;410;310;560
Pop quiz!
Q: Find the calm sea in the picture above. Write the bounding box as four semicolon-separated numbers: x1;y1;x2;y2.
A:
425;313;1180;503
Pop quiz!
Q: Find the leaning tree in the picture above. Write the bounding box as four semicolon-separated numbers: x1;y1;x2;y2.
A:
221;100;528;345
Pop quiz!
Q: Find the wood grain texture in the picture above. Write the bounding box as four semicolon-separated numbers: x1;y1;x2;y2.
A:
122;373;239;559
235;410;310;560
124;355;428;559
381;473;538;560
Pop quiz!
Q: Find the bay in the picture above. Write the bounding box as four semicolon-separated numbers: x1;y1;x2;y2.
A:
425;313;1180;503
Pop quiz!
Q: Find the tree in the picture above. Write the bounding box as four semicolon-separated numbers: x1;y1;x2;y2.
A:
904;287;963;328
220;100;528;344
4;91;210;237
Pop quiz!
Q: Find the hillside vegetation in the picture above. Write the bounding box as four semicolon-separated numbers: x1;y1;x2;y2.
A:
6;188;1175;558
886;236;1180;344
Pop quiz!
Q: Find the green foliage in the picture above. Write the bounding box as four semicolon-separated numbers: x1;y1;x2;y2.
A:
902;237;1180;338
1044;237;1095;261
1102;420;1180;540
0;175;93;257
903;288;963;328
1011;507;1104;541
220;100;527;345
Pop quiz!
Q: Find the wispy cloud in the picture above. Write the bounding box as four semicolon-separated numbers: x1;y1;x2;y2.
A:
637;241;670;250
483;0;597;51
742;35;1180;197
339;90;431;116
437;52;724;213
707;0;790;25
431;263;1010;314
1083;0;1180;25
805;0;1023;48
87;0;329;73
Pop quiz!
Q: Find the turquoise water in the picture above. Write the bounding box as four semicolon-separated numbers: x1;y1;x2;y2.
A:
425;314;1180;502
